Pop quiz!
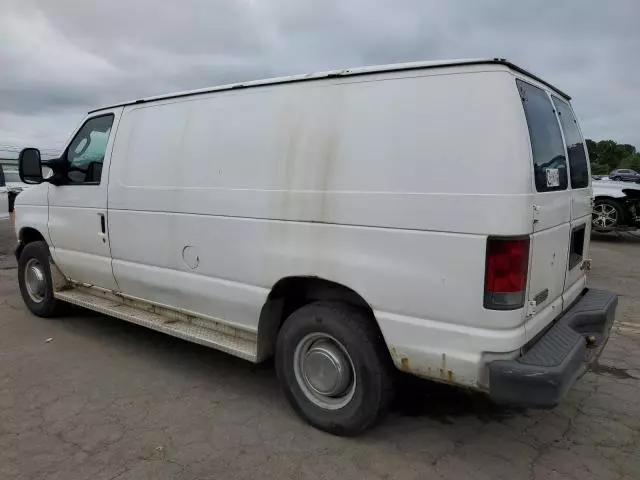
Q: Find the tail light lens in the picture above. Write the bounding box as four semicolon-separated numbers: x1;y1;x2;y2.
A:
484;237;530;310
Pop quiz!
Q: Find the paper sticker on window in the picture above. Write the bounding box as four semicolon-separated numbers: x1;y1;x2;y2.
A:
546;168;560;187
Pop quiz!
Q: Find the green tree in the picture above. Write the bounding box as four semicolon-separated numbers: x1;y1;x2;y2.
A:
585;139;599;163
590;162;609;175
585;139;639;174
618;154;640;171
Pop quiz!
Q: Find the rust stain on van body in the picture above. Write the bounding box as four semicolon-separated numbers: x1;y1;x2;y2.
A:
394;351;455;384
401;357;410;371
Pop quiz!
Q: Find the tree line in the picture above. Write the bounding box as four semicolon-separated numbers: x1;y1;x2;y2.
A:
586;139;640;175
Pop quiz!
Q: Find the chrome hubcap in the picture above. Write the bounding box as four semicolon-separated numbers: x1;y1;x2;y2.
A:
592;203;618;231
294;333;356;410
24;258;46;303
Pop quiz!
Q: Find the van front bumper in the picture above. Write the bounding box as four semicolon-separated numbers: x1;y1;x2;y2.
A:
488;289;617;408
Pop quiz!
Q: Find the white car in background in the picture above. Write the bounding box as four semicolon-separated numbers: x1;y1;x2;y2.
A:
5;169;28;192
4;168;33;212
592;180;640;232
0;165;9;220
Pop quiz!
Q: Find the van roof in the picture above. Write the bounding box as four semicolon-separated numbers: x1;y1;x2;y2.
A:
89;58;570;114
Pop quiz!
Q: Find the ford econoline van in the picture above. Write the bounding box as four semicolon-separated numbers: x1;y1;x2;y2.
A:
15;59;617;435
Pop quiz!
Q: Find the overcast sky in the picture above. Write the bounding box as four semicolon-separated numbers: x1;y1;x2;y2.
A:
1;0;639;156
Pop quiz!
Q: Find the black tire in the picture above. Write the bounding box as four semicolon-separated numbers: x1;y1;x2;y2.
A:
612;176;622;181
18;241;64;317
592;198;624;232
275;301;395;436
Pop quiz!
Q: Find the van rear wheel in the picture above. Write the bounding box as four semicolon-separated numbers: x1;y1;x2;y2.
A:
18;241;63;317
275;301;394;436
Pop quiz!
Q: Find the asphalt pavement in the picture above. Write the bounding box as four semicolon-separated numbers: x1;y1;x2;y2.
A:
0;219;639;479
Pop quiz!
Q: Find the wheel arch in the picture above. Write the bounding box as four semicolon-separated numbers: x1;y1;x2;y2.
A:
15;227;48;261
594;195;624;202
257;276;383;361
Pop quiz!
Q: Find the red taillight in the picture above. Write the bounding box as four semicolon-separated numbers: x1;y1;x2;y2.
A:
484;237;530;310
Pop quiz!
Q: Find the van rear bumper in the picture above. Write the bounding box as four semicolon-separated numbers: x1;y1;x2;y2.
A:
488;289;617;408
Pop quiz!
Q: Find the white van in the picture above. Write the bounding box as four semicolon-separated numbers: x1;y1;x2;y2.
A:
15;59;617;435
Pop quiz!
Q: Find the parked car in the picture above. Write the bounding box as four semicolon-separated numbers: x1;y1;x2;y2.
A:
592;180;640;232
5;168;28;192
14;58;617;435
609;169;640;182
4;168;32;212
0;165;9;221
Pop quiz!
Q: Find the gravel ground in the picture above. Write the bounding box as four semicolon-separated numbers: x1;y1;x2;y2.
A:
0;219;639;480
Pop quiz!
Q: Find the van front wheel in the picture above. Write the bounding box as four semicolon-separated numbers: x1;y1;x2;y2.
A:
275;302;394;436
18;241;63;317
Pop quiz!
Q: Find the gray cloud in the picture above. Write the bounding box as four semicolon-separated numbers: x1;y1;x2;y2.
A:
1;0;639;150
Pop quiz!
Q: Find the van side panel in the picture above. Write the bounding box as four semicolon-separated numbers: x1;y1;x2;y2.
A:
108;211;512;329
107;68;533;384
108;69;532;233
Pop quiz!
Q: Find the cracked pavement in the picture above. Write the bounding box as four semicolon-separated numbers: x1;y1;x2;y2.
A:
0;220;639;479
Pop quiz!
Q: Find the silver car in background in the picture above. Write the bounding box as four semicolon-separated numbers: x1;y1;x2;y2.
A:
609;169;640;182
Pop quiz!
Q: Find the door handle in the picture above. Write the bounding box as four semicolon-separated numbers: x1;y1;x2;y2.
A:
98;213;106;242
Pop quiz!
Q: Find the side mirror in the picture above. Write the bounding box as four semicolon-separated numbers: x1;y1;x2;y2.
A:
18;148;44;184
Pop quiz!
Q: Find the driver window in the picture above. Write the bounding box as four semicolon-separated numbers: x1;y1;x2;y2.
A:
66;114;114;184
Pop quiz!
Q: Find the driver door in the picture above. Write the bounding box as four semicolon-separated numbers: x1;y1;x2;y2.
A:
48;108;122;290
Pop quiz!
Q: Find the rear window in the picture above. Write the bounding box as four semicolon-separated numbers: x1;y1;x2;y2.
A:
552;97;589;189
516;79;567;192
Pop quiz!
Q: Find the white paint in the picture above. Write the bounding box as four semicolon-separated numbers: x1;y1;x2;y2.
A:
181;246;199;269
13;183;50;239
16;60;592;390
593;179;640;199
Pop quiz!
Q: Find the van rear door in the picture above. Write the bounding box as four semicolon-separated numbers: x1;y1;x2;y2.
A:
516;79;571;334
551;97;591;300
